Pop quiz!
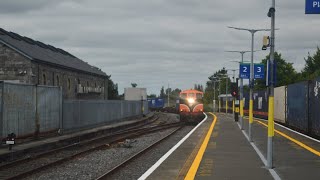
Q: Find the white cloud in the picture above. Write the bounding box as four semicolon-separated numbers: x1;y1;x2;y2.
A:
0;0;319;95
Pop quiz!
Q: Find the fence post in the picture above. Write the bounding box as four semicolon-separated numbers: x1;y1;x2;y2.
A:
35;85;40;139
0;82;3;140
59;86;63;134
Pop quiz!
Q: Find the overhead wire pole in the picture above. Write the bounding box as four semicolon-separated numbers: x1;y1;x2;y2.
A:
218;79;221;113
209;76;218;112
168;83;170;107
267;0;276;169
213;80;216;112
217;73;229;114
227;51;250;130
228;26;271;142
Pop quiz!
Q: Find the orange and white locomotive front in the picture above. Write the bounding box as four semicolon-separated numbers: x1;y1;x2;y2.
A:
179;91;203;113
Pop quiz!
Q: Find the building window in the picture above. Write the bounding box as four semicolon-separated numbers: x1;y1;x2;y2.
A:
95;82;97;87
78;78;81;84
43;74;46;85
68;78;71;90
87;81;89;87
56;75;60;86
52;72;55;85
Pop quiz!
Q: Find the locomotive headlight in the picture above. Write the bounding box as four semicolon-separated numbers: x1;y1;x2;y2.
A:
187;98;195;104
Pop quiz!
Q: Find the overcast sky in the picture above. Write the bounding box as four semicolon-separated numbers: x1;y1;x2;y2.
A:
1;0;319;95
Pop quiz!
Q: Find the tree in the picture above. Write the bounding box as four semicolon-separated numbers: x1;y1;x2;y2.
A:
194;84;204;91
204;67;231;105
108;78;119;100
301;47;320;80
254;52;298;90
131;83;137;88
160;86;165;98
147;94;157;98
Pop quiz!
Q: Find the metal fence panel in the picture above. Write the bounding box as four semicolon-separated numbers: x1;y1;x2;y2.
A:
37;86;61;133
1;83;36;138
287;81;308;132
0;82;3;139
309;77;320;136
62;100;143;131
274;86;286;123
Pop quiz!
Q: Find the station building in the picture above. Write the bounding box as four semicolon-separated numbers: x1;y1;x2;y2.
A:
0;28;108;100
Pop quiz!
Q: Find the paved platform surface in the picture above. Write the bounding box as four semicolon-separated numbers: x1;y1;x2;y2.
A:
146;113;320;180
147;113;273;179
242;116;320;180
194;113;273;180
0;113;154;160
147;114;212;180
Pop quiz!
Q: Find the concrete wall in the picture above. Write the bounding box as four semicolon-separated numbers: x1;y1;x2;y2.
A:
124;88;147;101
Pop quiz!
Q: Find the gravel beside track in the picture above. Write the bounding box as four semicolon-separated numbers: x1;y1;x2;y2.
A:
105;126;194;180
26;126;189;180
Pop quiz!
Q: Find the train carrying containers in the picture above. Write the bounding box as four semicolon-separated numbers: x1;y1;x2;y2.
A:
148;98;165;110
274;86;286;124
287;81;309;132
124;88;147;101
252;90;268;119
308;77;320;137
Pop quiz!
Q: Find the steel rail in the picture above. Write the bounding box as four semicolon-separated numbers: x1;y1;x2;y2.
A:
0;121;182;180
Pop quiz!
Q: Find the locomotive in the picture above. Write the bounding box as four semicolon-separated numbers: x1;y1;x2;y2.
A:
179;89;205;123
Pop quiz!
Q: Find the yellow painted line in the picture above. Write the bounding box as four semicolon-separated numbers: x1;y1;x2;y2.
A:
255;120;320;156
184;113;217;180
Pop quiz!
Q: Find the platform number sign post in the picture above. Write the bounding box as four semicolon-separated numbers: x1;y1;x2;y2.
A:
239;63;250;79
306;0;320;14
254;64;265;79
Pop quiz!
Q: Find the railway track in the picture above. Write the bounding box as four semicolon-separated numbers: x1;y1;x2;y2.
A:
95;126;182;180
0;122;183;180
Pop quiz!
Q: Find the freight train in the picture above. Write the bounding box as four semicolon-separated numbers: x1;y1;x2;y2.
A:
147;98;165;111
179;89;205;123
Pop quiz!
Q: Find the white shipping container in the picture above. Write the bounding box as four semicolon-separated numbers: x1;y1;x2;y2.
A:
274;86;286;123
124;88;147;101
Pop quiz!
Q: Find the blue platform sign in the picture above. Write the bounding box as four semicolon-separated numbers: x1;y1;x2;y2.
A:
254;64;265;79
239;63;250;79
306;0;320;14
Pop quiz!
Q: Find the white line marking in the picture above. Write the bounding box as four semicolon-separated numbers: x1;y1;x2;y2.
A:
138;113;208;180
249;117;320;144
237;120;281;180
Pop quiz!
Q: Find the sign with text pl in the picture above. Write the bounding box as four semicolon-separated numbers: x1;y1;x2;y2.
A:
306;0;320;14
254;64;265;79
239;63;250;79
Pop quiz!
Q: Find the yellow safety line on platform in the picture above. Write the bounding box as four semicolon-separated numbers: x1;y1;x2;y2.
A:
255;120;320;156
184;113;217;180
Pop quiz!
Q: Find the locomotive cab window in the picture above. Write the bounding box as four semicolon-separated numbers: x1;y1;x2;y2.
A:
188;93;195;98
180;93;187;99
196;93;203;99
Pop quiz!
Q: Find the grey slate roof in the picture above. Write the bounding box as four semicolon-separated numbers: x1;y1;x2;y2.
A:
0;28;107;77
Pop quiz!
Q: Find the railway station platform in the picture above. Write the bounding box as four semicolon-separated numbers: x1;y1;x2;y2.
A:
0;113;154;161
143;113;320;180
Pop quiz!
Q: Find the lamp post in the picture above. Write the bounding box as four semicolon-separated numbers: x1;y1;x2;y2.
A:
228;26;271;142
216;73;229;114
209;76;219;112
227;51;250;130
267;0;276;169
